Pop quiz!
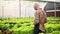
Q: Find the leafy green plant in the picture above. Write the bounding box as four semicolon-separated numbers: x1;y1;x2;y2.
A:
1;17;60;34
52;31;60;34
9;24;14;29
17;24;21;28
0;24;9;30
46;27;53;33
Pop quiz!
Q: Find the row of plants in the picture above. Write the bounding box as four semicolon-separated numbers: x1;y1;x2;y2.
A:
0;17;60;34
0;24;60;34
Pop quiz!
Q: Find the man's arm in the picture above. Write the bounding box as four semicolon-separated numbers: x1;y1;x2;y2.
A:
33;11;40;25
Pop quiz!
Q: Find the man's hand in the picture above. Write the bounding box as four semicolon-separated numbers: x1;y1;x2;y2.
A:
33;20;39;25
33;22;37;25
39;24;45;32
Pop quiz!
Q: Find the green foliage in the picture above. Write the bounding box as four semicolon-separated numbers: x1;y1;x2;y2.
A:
0;17;60;34
52;31;60;34
17;24;21;28
46;27;53;33
47;17;60;20
0;24;9;30
9;24;14;29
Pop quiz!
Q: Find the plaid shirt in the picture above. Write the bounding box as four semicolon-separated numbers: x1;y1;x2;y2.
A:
34;9;47;31
34;10;40;23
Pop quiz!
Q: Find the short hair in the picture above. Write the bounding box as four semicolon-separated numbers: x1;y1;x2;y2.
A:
34;3;39;10
34;3;39;7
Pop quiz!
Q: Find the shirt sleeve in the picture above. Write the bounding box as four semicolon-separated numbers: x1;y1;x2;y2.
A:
34;11;40;23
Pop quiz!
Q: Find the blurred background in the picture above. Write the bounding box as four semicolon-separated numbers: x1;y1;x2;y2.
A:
0;0;60;18
0;0;60;34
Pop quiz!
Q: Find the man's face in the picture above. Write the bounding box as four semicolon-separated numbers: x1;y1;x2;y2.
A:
34;4;39;10
34;6;37;10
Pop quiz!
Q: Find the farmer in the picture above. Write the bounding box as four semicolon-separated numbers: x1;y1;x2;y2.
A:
33;3;47;34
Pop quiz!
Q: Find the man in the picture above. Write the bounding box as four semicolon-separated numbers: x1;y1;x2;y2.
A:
33;3;47;34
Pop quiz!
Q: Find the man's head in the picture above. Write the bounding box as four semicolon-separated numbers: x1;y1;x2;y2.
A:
34;3;40;10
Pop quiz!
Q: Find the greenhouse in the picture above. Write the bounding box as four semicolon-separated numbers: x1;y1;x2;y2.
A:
0;0;60;34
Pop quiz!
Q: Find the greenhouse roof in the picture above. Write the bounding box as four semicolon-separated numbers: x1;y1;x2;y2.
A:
39;0;60;3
